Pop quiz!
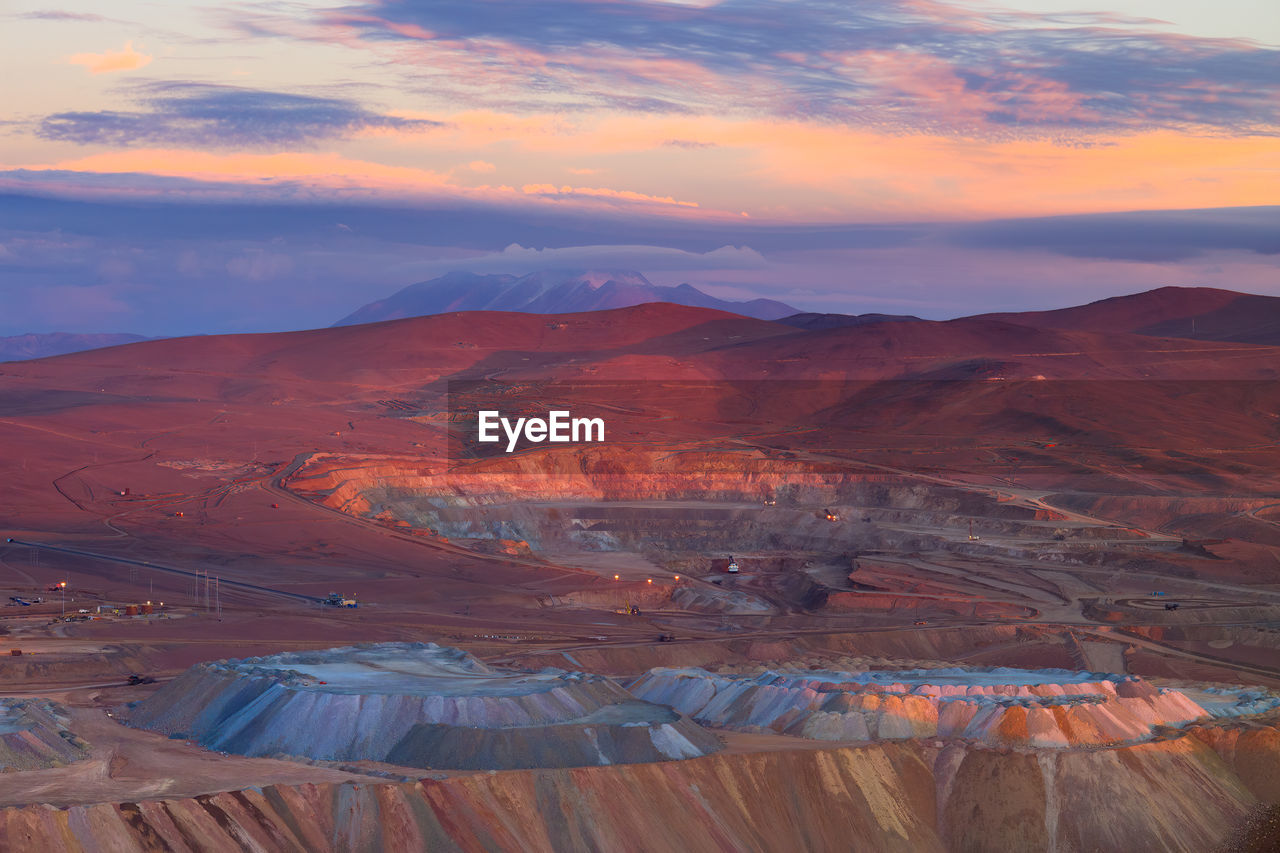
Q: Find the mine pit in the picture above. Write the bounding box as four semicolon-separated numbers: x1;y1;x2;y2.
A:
290;451;1249;631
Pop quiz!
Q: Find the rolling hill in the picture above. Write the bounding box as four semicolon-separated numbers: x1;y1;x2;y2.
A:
978;286;1280;344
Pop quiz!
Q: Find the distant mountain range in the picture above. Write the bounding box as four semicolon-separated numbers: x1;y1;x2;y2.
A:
334;270;799;326
12;285;1280;363
774;312;921;331
336;272;1280;343
776;286;1280;343
0;332;148;363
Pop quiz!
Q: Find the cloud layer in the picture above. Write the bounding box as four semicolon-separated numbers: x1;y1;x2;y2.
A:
287;0;1280;135
38;84;444;149
0;190;1276;337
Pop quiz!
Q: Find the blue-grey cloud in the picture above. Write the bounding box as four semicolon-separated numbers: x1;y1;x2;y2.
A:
293;0;1280;134
0;189;1276;336
37;83;444;149
17;10;111;21
1;178;1276;260
945;208;1280;262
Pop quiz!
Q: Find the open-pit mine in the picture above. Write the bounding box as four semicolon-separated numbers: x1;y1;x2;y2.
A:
2;293;1280;851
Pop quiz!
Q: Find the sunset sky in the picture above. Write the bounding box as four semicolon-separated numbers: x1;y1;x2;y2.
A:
1;0;1277;335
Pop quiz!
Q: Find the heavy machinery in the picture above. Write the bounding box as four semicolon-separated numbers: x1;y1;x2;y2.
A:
323;592;358;608
126;674;156;686
727;556;740;574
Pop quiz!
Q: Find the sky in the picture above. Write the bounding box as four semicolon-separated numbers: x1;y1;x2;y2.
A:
0;0;1277;335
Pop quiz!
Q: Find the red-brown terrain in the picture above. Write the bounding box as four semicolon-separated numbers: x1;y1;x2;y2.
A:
980;285;1280;344
1;287;1278;851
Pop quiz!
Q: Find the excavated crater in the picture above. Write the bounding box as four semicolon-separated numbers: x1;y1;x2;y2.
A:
628;665;1280;748
123;642;721;770
288;451;1083;565
0;699;89;771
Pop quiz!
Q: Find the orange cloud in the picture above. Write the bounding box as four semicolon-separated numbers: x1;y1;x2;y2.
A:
67;41;152;74
364;107;1278;218
15;109;1276;221
521;183;698;208
722;124;1280;220
13;149;722;216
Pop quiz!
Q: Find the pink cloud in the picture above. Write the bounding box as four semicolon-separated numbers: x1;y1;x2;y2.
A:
67;41;152;74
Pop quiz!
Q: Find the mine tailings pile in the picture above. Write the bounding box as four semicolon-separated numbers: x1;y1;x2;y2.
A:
123;642;720;770
627;665;1267;748
3;652;1278;850
0;700;89;771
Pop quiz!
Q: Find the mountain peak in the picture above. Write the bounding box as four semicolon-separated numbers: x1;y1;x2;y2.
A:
334;269;797;325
